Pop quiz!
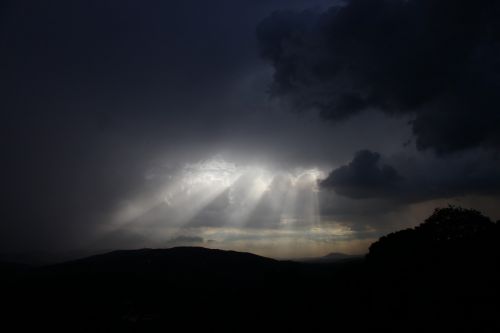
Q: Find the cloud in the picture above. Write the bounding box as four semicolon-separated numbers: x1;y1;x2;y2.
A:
3;0;500;258
165;236;205;247
2;0;367;253
258;0;500;154
320;150;402;199
321;149;500;203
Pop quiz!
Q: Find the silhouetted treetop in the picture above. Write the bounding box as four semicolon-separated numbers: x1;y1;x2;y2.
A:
367;206;500;267
416;206;494;241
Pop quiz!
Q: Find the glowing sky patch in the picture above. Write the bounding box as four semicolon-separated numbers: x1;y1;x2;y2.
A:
99;156;347;257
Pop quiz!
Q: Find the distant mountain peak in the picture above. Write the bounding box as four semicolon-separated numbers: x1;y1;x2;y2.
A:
295;252;363;263
323;252;351;258
39;246;282;275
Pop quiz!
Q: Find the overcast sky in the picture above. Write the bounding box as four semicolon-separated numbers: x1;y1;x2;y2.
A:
2;0;500;259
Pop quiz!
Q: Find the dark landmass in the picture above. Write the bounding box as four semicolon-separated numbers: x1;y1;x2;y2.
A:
0;249;108;266
294;252;363;264
0;261;31;275
3;207;500;332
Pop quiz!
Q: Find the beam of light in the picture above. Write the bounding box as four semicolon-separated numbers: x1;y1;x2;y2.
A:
280;168;324;227
225;168;274;227
103;156;328;247
158;158;241;227
277;168;325;252
104;158;241;235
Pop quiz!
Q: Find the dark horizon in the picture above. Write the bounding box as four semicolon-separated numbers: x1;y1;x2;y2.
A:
1;204;497;266
3;206;500;331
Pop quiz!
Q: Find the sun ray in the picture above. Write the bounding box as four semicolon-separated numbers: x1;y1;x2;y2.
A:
225;169;274;227
100;156;327;249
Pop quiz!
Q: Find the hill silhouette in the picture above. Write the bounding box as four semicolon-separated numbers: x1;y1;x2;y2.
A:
41;247;282;274
2;206;500;332
0;261;30;275
295;252;362;263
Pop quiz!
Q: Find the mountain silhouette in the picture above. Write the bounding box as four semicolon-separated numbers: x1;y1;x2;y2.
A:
3;207;500;332
0;261;30;275
295;252;362;263
41;247;283;274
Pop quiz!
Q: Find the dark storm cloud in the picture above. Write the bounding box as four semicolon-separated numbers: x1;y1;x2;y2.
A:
321;149;500;202
320;150;402;199
257;0;500;154
1;0;343;253
5;0;499;258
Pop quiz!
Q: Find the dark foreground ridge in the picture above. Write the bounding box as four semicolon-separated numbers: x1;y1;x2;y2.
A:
42;247;281;274
3;207;500;332
294;252;363;263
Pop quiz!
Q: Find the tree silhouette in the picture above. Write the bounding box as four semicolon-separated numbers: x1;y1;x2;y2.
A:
367;206;500;268
365;207;500;331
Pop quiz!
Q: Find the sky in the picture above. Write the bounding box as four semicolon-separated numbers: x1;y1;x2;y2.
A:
2;0;500;259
